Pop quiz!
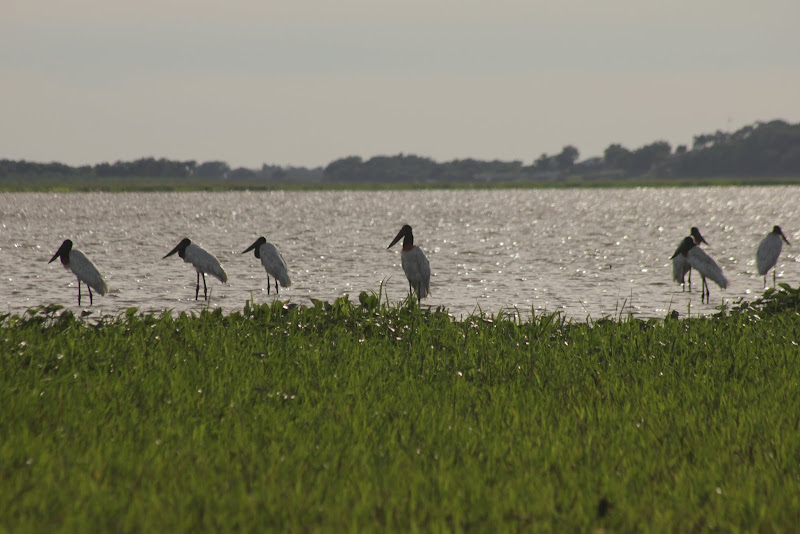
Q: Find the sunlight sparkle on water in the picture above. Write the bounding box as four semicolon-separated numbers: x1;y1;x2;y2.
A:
0;187;797;319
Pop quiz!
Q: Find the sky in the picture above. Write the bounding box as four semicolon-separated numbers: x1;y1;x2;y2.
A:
3;0;800;169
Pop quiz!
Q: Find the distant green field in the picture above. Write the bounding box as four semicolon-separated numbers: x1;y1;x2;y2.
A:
2;175;800;192
2;288;800;531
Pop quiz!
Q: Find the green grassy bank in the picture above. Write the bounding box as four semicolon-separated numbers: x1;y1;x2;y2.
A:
2;289;800;531
2;175;800;192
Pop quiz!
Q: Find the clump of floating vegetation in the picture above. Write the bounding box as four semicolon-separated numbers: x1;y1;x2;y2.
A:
2;286;800;531
724;283;800;315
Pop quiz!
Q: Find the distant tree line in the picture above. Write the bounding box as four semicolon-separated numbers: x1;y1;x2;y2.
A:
0;158;324;184
2;120;799;184
321;120;800;182
322;154;527;183
603;120;800;178
669;120;800;176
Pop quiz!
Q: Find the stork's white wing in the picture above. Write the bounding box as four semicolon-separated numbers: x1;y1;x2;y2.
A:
401;246;431;298
688;247;728;289
185;243;228;283
260;243;291;287
69;249;108;295
756;233;782;276
672;255;691;284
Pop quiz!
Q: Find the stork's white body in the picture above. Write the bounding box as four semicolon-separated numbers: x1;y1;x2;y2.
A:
257;242;291;289
401;245;431;298
388;225;431;301
163;238;227;300
755;226;790;288
672;235;727;303
184;243;228;283
687;246;728;291
757;233;784;285
672;254;692;288
49;239;108;306
672;227;707;291
66;249;109;296
242;236;291;295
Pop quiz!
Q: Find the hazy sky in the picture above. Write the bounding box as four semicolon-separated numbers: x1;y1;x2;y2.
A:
3;0;799;169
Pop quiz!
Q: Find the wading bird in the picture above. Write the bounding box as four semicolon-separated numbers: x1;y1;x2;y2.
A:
671;236;728;304
672;227;708;291
756;225;790;288
163;238;228;300
48;239;108;306
388;224;431;300
242;236;291;295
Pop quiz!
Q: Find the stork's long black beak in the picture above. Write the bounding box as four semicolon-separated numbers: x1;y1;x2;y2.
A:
49;241;68;263
388;228;405;249
782;232;791;246
163;244;181;259
243;241;258;254
691;228;708;246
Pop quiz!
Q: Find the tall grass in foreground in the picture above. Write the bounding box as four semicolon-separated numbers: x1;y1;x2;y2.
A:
2;289;800;531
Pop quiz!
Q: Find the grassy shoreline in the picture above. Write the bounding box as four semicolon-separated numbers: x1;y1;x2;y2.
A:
2;175;800;192
2;289;800;531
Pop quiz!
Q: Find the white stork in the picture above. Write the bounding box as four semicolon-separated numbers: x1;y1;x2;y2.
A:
48;239;108;306
242;236;291;295
388;224;431;300
756;225;790;288
672;227;708;292
671;236;728;304
163;238;228;300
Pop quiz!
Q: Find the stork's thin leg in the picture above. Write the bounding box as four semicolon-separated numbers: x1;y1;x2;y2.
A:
267;275;271;295
202;273;208;300
88;286;93;306
773;269;777;288
274;278;279;295
195;271;200;300
78;281;82;306
688;268;692;292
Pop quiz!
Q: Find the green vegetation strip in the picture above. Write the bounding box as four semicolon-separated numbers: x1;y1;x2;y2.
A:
2;289;800;531
3;175;800;192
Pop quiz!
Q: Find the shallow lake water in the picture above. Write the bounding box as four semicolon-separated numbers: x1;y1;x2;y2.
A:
1;187;798;320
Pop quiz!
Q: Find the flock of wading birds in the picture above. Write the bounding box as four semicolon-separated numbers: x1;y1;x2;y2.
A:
47;224;789;307
47;225;430;306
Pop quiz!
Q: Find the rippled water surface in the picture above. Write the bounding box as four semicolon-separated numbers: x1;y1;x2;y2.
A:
1;188;798;320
